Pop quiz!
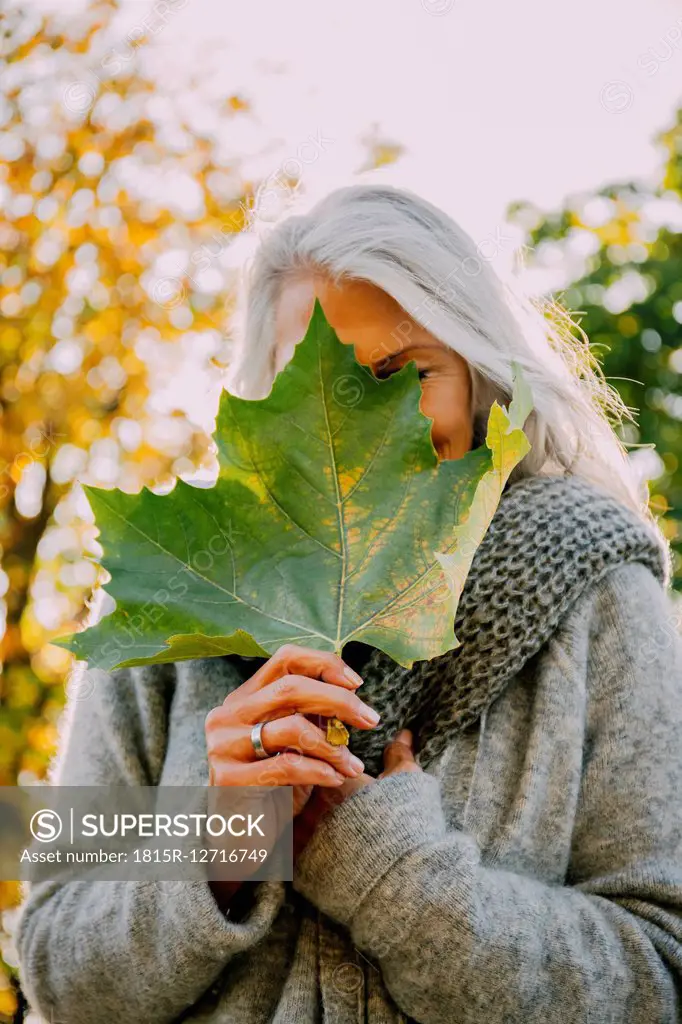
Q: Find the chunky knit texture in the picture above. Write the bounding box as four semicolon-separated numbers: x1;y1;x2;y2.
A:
15;473;682;1024
341;473;671;776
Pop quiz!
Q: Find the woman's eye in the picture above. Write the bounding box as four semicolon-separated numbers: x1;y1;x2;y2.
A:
375;363;431;381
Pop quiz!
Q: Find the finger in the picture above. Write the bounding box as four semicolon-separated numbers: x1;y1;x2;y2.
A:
234;675;380;731
211;752;347;788
382;729;416;774
208;714;365;777
232;643;364;699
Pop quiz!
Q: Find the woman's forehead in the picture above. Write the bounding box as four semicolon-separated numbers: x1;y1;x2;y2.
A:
274;275;437;366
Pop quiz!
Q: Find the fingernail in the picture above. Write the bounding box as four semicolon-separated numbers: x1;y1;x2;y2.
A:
361;707;380;725
333;770;346;783
347;753;364;773
343;666;364;686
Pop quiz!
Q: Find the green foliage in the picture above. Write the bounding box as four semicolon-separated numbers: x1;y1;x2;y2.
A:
508;108;682;586
58;301;531;671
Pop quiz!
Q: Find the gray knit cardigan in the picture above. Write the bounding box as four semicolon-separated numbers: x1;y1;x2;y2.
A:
15;472;682;1023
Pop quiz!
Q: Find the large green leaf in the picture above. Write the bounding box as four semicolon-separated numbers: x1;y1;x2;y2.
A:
55;299;531;672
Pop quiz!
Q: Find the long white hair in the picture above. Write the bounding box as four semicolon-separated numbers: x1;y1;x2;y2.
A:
227;180;655;526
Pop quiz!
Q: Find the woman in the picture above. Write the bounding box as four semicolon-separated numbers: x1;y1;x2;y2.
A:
16;182;682;1023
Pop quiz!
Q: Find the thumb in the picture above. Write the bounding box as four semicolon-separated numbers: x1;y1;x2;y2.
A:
382;728;416;773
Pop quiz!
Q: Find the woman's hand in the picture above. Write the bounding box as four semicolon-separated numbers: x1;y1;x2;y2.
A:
292;729;422;862
204;643;380;911
377;728;422;779
205;643;379;805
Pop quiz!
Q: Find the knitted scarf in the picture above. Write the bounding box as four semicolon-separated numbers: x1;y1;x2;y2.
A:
339;473;672;777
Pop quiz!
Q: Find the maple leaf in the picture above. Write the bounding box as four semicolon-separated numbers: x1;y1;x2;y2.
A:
55;299;531;672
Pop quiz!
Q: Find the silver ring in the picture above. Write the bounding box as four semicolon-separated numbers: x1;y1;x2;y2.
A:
251;721;280;760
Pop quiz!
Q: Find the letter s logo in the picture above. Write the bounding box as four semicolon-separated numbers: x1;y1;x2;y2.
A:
30;809;63;843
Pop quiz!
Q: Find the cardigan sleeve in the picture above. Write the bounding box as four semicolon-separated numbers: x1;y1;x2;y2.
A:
292;561;682;1024
15;661;285;1024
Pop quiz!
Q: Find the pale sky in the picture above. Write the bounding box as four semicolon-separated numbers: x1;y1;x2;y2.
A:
27;0;682;258
147;0;682;251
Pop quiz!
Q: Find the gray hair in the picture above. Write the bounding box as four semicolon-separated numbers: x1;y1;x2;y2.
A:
227;181;653;525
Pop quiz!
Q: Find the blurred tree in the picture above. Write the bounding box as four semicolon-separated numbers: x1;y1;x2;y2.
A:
508;107;682;588
0;2;403;1017
0;0;258;1017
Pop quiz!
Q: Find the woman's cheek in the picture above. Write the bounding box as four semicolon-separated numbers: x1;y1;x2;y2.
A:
421;381;473;460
